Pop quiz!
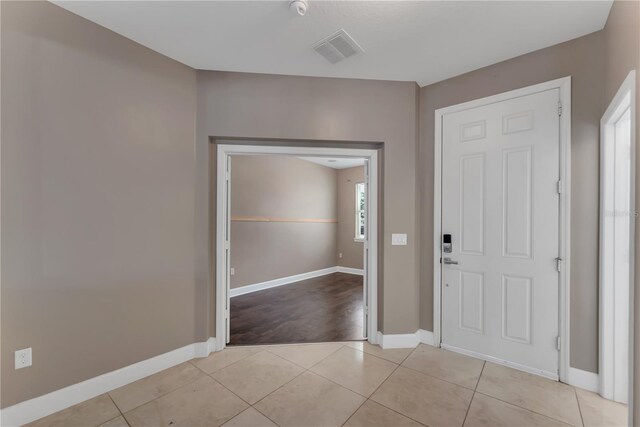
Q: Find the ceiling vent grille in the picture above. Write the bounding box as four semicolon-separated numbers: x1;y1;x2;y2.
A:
313;29;364;64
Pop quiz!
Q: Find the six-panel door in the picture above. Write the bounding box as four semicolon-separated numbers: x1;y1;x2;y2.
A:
441;89;561;378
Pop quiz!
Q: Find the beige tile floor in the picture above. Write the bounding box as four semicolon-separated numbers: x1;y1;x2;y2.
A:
27;342;628;427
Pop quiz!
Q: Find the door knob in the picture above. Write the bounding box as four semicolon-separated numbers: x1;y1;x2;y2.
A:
443;257;459;265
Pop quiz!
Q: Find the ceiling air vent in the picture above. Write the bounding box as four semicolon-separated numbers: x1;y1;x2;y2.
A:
313;29;364;64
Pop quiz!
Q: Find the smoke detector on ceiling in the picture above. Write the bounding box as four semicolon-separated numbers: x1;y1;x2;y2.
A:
313;29;364;64
290;0;308;16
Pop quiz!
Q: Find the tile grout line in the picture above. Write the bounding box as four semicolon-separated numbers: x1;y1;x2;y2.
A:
474;360;486;391
248;366;313;427
204;346;310;408
362;351;433;427
472;389;578;426
105;393;131;427
339;397;369;427
309;346;403;400
474;362;585;425
213;342;352;424
574;388;586;427
206;371;258;407
189;347;263;376
339;359;407;427
264;341;345;370
399;361;480;392
108;362;207;416
245;342;404;427
460;361;485;427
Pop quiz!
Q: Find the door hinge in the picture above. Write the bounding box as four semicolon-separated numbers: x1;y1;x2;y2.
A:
364;306;369;315
225;240;230;250
558;101;563;116
556;336;561;351
557;180;562;195
555;257;563;272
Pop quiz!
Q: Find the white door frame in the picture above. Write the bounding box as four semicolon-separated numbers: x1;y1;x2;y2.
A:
433;77;572;381
215;143;379;351
599;70;636;410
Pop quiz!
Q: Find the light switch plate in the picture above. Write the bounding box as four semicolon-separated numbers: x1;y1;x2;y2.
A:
391;234;408;245
15;348;32;370
230;267;235;276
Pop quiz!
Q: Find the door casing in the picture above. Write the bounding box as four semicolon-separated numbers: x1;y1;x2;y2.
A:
215;142;379;351
433;77;572;382
599;70;636;412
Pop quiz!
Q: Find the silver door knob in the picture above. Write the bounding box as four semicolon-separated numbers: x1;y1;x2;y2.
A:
443;257;459;265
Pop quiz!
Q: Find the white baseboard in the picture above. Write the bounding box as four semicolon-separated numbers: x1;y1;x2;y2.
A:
336;266;364;276
418;329;436;346
230;267;338;297
567;367;599;392
230;265;363;297
194;337;217;358
0;338;218;427
377;329;435;349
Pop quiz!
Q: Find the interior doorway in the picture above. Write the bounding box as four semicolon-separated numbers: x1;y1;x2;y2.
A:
214;143;379;350
599;70;636;408
227;155;366;345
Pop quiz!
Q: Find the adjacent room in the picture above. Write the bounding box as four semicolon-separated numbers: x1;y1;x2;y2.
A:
227;154;367;345
2;1;639;426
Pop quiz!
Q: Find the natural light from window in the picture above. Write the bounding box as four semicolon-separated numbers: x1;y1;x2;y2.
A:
355;182;365;241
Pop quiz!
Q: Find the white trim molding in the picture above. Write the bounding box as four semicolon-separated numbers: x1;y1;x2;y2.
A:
418;329;436;346
378;332;420;349
336;266;364;276
229;266;366;298
230;267;338;297
599;70;636;411
377;329;437;349
0;339;218;427
568;367;599;393
216;143;379;351
433;77;572;383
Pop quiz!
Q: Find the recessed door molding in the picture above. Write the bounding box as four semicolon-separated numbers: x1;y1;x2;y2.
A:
214;142;379;351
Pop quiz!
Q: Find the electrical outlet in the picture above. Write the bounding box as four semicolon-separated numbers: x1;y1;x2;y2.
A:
15;348;32;370
230;267;235;276
339;253;343;258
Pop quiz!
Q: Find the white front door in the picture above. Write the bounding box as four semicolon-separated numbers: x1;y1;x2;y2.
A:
441;88;561;378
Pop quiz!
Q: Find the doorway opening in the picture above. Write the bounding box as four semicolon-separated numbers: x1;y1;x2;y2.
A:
214;142;379;350
599;70;636;411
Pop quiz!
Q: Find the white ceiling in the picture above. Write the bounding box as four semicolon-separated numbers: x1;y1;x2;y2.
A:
298;157;365;169
52;1;612;87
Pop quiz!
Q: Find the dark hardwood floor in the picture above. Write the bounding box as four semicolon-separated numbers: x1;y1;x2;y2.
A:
229;272;364;345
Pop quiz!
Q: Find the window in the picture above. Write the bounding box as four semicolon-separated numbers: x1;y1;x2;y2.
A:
355;182;365;241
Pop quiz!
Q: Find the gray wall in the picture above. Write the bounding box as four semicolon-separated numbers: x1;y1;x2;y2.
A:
230;156;337;288
337;166;365;270
1;1;197;408
3;0;639;412
601;0;640;421
197;72;420;337
419;31;605;372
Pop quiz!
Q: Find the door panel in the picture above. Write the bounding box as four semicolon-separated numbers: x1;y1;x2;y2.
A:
460;154;485;255
441;88;560;377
